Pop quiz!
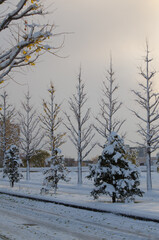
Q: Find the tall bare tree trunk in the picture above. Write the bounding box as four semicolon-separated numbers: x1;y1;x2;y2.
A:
132;42;158;191
64;67;96;185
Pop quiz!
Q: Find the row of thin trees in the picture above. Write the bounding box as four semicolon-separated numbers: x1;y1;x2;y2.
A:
64;43;159;193
1;42;159;192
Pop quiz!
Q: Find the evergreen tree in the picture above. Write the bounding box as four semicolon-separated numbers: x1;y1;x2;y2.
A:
87;132;143;203
41;148;69;194
3;145;23;187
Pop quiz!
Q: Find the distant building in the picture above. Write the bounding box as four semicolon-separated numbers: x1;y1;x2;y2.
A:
82;160;93;166
63;158;93;167
126;146;146;166
127;145;157;166
64;157;76;167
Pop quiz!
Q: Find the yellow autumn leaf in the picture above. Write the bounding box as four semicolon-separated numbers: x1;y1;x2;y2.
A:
36;48;41;52
26;55;31;60
27;43;34;48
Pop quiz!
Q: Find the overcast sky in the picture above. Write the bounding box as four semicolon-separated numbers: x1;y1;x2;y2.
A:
5;0;159;159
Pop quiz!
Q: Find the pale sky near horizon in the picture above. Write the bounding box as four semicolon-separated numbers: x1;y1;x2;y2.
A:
4;0;159;159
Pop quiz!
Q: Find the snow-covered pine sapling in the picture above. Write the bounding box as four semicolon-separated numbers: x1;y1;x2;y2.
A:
3;145;23;187
41;148;69;194
87;132;143;203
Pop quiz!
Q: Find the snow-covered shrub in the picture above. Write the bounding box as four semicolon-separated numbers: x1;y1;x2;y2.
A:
87;132;143;203
41;148;70;194
3;145;23;187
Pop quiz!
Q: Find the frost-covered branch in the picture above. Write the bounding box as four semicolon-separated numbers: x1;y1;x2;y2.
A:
0;90;18;168
132;42;159;191
40;83;68;194
0;0;63;82
94;54;125;144
18;90;43;180
40;82;66;157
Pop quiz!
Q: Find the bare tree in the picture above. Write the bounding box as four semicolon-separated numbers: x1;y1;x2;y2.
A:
94;55;125;146
64;68;96;185
0;0;62;83
0;90;19;167
40;82;66;157
40;82;68;193
19;90;43;180
131;42;159;191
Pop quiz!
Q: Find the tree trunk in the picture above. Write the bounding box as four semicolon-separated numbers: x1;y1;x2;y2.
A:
78;156;82;185
54;170;57;194
146;148;152;191
10;180;14;188
26;158;30;181
146;43;152;191
112;192;116;203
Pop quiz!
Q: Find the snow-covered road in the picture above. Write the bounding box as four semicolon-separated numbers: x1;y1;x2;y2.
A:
0;194;159;240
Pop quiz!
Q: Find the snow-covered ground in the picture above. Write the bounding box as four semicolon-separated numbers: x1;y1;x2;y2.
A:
0;169;159;218
1;194;159;240
0;169;159;239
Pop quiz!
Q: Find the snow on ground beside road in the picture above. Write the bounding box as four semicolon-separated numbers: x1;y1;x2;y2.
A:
0;170;159;221
0;194;159;240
